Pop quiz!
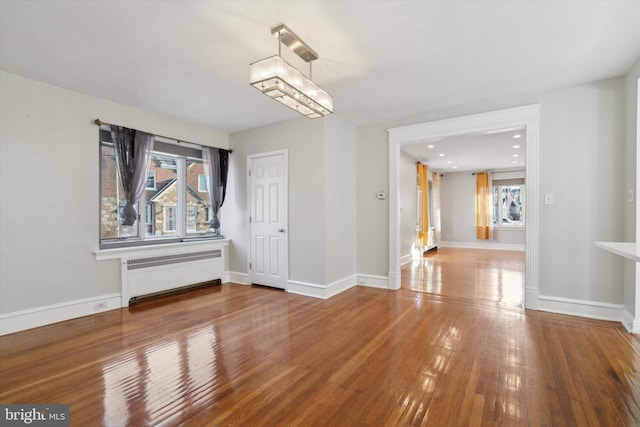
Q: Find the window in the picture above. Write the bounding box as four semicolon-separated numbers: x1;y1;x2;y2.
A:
146;170;156;190
99;133;214;247
492;184;524;226
163;206;177;232
144;203;154;235
186;206;198;232
198;174;208;192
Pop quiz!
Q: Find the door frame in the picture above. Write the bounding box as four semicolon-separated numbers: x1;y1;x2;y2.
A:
388;104;541;310
247;149;289;289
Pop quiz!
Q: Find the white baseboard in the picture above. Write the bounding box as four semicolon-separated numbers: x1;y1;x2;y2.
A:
357;274;389;289
622;309;640;334
0;293;121;336
525;287;539;310
438;241;525;251
538;294;624;323
288;275;358;299
400;253;413;266
225;271;249;285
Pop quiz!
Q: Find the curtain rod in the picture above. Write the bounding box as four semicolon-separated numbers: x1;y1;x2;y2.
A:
94;119;232;153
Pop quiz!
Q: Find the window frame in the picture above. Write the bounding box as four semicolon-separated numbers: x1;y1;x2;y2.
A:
492;183;525;228
99;133;217;249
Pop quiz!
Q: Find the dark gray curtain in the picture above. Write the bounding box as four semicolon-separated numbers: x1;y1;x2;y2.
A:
202;147;230;230
111;126;155;226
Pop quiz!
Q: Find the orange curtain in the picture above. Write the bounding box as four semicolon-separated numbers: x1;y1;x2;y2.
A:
417;163;430;246
475;172;491;240
432;172;441;243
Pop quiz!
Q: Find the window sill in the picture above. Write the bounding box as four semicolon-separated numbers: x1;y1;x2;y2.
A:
95;238;230;261
493;226;524;231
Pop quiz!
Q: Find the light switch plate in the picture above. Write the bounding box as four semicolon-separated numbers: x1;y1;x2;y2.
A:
544;193;554;205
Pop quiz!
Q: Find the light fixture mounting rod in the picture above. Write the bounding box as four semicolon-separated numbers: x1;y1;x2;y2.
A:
271;24;318;63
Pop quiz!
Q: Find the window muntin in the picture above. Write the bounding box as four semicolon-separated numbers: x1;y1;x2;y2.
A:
100;138;215;247
492;185;524;226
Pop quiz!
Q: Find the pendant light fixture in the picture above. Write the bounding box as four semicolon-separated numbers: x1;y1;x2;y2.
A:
249;25;333;119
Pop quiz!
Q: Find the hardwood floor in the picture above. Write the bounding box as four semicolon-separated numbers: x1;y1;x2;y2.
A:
2;253;640;426
402;247;525;308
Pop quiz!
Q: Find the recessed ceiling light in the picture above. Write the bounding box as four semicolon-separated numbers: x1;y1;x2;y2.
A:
427;144;435;149
512;161;518;164
513;145;520;149
513;134;522;139
439;153;445;157
447;160;452;164
513;154;519;158
453;166;458;169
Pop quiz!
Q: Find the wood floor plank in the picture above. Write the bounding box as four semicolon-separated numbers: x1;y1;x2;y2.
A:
1;249;640;425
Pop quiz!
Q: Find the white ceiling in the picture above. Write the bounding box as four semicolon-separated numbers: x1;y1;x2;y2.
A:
402;128;526;173
1;0;639;137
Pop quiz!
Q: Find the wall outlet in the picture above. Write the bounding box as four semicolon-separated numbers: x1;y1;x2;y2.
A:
94;301;107;311
544;193;554;205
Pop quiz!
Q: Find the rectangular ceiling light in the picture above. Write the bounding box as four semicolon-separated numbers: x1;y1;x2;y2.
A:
250;25;333;118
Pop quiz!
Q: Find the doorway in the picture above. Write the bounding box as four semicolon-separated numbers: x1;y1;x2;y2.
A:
388;104;541;310
248;150;289;289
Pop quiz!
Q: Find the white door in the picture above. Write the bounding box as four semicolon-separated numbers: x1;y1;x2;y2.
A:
248;151;288;289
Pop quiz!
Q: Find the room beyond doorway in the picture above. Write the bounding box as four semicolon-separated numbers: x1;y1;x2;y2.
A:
401;247;525;309
388;104;541;310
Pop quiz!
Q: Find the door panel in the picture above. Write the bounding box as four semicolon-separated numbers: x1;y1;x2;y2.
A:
249;152;287;289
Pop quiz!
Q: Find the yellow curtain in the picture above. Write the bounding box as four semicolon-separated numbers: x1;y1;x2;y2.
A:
417;163;430;246
432;172;441;243
475;171;491;240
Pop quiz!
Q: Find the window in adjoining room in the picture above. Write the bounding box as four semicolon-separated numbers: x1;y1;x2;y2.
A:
492;184;524;226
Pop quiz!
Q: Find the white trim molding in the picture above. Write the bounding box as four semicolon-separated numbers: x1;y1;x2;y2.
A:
225;271;249;285
357;274;390;289
388;104;541;310
538;294;624;324
400;253;413;266
288;275;358;299
0;293;121;336
622;309;640;334
438;241;525;252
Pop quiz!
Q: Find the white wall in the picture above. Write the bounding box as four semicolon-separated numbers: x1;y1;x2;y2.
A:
538;79;624;303
399;150;418;261
0;71;229;315
624;59;640;314
226;115;358;288
438;171;525;248
324;116;357;284
356;126;389;278
357;76;626;305
440;172;476;242
226;117;325;284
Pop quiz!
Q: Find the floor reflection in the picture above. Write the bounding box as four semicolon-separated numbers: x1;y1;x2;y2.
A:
100;296;293;426
402;248;525;307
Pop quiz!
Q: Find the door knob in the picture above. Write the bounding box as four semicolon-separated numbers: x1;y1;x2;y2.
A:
278;228;285;232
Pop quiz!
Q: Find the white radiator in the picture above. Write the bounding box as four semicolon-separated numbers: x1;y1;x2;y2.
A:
111;243;227;306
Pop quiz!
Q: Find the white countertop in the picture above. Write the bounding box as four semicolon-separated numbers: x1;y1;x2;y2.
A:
595;242;640;262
